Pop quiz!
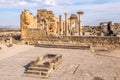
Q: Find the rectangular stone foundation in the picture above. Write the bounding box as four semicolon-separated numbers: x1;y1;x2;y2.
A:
23;54;63;78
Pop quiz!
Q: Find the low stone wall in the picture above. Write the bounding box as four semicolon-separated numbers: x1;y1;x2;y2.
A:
0;37;3;44
23;35;120;49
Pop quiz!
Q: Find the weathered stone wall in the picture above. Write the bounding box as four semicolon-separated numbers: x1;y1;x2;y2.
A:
0;37;2;44
26;29;47;39
23;30;120;49
21;10;37;39
20;9;120;49
21;9;61;39
37;9;57;35
113;23;120;35
82;23;120;36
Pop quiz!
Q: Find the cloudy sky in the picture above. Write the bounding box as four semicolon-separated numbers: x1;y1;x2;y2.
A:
0;0;120;27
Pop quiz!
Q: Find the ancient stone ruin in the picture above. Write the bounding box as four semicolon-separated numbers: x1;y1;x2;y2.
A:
20;9;84;39
24;54;63;78
99;21;116;36
20;9;120;49
21;9;37;39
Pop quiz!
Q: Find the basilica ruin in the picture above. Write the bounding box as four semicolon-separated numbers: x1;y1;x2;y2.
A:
20;9;120;49
21;9;84;38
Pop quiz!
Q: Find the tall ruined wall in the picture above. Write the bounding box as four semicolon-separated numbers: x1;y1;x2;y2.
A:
21;9;59;39
37;9;57;35
21;10;37;39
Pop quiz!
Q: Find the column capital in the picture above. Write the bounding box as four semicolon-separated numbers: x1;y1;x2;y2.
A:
59;15;62;17
77;11;84;15
64;12;68;15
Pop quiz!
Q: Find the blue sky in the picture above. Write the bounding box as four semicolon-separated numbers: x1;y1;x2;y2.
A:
0;0;120;27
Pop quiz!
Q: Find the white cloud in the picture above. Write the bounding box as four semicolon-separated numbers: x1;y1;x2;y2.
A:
44;0;57;6
0;0;120;26
41;1;120;26
31;0;60;6
31;0;94;6
0;0;37;8
17;1;37;7
0;0;120;8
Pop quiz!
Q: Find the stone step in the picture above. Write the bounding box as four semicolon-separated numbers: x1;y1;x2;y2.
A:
35;43;90;50
30;64;50;68
26;70;48;73
24;73;49;78
29;66;50;70
25;71;40;75
28;67;49;71
24;70;50;78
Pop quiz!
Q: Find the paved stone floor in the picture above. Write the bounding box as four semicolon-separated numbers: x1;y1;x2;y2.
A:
0;45;120;80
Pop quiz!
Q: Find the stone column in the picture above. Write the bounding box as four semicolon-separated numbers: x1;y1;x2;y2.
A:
59;15;62;35
69;20;72;35
75;19;78;31
64;13;68;36
77;11;84;36
68;21;71;35
63;22;65;35
57;21;59;34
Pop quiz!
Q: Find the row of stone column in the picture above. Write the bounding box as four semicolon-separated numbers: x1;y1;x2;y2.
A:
58;11;84;36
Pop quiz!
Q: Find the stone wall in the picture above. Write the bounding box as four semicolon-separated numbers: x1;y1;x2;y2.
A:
23;30;120;49
37;9;58;35
20;10;37;39
21;9;60;39
82;23;120;36
20;9;86;39
0;37;2;44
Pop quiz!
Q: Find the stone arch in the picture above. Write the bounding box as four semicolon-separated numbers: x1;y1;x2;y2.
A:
42;19;47;30
70;14;78;35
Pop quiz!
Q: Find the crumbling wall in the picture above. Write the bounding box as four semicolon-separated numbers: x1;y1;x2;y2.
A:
113;23;120;35
0;37;2;44
37;9;57;35
21;9;58;39
20;9;120;49
21;10;37;39
24;33;120;49
27;29;47;39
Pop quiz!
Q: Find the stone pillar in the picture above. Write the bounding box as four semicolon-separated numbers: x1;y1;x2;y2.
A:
75;19;78;32
69;20;72;35
64;13;68;36
68;21;71;35
59;15;62;35
63;22;65;35
77;11;84;36
57;21;59;34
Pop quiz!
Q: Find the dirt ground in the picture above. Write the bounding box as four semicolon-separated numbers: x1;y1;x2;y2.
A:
0;44;120;80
